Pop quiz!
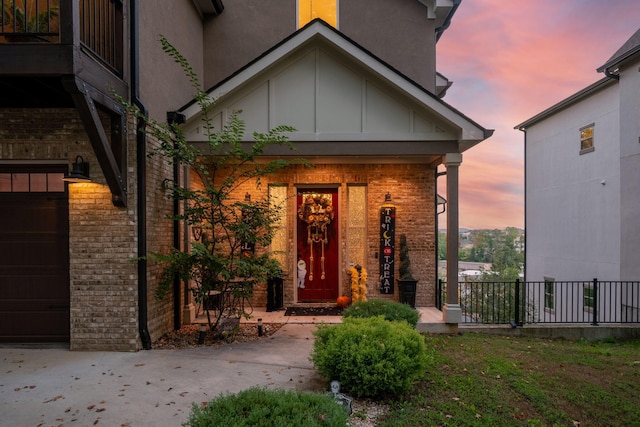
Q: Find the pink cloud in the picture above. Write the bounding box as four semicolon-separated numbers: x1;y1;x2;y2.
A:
436;0;640;229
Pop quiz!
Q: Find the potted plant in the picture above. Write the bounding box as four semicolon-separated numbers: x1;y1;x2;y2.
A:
397;234;417;307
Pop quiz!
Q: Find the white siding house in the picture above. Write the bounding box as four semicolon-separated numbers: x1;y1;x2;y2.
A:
517;28;640;283
520;78;621;282
516;28;640;323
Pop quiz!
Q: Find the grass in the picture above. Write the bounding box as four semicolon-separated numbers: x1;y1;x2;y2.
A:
377;333;640;426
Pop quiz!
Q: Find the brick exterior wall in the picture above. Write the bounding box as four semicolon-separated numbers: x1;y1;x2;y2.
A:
0;106;438;350
144;128;178;344
0;108;176;351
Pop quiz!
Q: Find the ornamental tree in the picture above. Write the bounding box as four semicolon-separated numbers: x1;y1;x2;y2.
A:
126;36;304;334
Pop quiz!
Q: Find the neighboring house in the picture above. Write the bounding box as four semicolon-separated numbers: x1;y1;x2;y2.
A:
0;0;491;350
516;28;640;321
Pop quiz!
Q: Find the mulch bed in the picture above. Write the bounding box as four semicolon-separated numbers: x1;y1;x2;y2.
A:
284;306;344;316
153;323;283;350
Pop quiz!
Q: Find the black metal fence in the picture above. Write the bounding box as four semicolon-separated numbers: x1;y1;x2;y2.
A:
437;279;640;325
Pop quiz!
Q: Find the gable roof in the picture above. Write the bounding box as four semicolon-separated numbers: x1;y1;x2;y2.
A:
518;27;640;130
180;19;491;161
597;27;640;73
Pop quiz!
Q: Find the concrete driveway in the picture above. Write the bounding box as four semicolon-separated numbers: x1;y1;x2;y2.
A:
0;324;326;427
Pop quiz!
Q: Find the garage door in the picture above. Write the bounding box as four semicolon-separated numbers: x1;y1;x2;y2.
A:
0;166;70;342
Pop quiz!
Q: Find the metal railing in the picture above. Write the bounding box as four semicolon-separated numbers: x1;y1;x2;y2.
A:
1;0;59;42
437;279;640;325
1;0;123;75
79;0;123;75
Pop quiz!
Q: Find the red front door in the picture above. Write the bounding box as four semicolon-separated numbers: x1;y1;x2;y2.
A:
296;189;339;302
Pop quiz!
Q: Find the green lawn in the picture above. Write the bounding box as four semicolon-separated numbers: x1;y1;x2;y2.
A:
378;333;640;427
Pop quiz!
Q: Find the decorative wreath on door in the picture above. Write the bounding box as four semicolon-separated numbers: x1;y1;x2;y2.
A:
298;193;334;281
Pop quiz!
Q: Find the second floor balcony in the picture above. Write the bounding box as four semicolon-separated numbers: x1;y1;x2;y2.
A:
1;0;126;106
1;0;129;206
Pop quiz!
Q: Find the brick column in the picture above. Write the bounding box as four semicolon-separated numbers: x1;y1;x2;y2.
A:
444;153;462;324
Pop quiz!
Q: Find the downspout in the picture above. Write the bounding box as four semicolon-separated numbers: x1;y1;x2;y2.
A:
603;68;620;81
435;169;446;307
435;168;439;294
131;0;152;350
435;0;462;42
172;145;181;330
166;112;185;330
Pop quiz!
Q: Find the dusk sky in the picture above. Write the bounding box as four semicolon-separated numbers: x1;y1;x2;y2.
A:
436;0;640;230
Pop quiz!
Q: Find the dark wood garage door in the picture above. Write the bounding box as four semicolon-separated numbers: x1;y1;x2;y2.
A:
0;166;70;342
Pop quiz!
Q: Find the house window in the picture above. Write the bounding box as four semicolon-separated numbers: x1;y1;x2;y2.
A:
544;277;555;311
580;124;594;154
584;285;595;310
298;0;337;28
268;185;288;269
346;184;367;267
0;172;65;192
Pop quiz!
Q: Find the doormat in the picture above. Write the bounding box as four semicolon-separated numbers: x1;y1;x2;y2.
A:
285;306;343;316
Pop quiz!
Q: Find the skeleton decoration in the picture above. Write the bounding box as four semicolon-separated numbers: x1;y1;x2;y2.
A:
297;193;334;281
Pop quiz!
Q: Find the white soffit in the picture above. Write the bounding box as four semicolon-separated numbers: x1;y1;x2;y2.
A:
182;21;488;146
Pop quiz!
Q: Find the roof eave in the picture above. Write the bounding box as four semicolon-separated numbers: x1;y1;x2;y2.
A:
597;45;640;73
514;77;615;131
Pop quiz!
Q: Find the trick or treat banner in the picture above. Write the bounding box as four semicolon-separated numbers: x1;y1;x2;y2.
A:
379;204;395;294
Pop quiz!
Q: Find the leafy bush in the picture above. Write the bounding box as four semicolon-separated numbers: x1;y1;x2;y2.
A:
185;387;349;427
311;316;429;398
342;299;420;327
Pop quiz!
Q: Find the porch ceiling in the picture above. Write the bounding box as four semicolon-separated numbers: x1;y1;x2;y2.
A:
180;20;491;160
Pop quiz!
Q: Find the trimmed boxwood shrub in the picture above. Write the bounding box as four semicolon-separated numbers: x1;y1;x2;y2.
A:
184;387;349;427
311;316;428;398
342;299;420;328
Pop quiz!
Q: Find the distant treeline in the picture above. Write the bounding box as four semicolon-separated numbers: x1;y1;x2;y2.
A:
439;227;524;280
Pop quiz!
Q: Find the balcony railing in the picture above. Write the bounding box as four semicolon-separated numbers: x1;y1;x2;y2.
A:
79;0;123;75
438;279;640;325
1;0;60;42
1;0;123;75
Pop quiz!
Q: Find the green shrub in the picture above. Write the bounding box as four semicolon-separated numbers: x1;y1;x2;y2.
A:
342;299;420;327
311;316;428;398
184;387;349;427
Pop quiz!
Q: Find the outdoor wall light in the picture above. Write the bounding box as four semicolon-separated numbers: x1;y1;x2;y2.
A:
62;155;91;183
384;192;392;203
166;111;186;125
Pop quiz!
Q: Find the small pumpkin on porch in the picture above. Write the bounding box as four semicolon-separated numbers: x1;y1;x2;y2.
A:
336;295;351;308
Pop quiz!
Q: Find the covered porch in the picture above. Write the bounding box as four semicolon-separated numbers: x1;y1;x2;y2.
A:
179;20;492;328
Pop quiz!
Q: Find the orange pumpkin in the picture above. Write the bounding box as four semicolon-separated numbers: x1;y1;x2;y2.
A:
336;296;351;308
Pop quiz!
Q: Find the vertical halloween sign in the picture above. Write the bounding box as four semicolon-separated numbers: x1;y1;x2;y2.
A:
379;201;395;294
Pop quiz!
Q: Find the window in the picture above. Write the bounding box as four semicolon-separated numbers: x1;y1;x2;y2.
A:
346;185;367;267
544;278;555;311
0;172;65;192
580;124;594;154
268;185;288;269
298;0;337;28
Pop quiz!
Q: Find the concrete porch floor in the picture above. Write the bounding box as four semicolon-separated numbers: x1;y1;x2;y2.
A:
198;306;456;334
195;306;640;339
